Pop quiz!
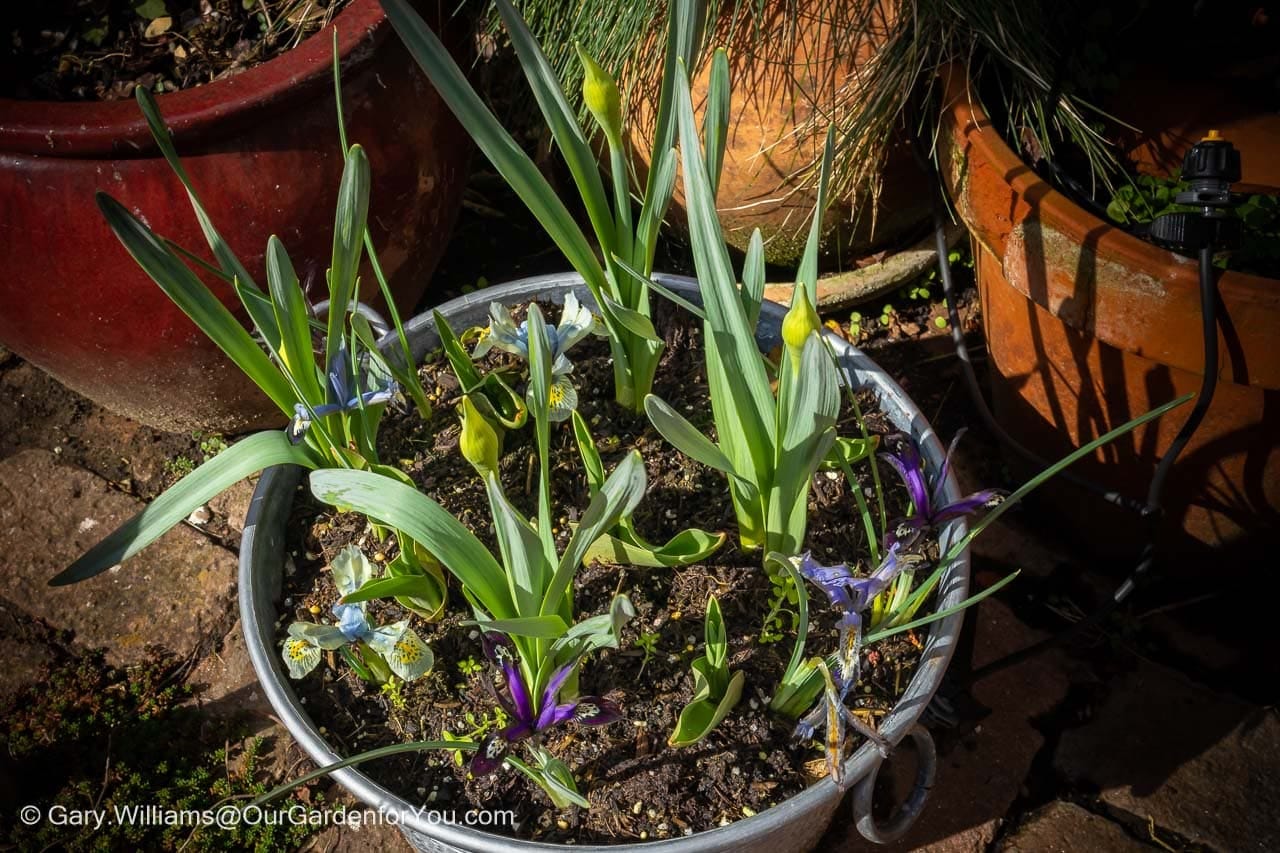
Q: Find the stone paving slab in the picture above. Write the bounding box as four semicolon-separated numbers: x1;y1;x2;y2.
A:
0;449;238;666
0;597;58;707
308;822;414;852
186;618;277;725
1055;660;1280;852
1000;801;1146;852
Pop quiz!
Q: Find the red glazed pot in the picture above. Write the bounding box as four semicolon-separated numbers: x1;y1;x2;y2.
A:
937;66;1280;555
0;0;468;433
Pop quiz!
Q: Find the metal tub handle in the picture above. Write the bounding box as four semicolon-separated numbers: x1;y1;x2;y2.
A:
852;724;937;844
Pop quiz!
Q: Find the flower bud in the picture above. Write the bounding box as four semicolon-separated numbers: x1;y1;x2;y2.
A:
459;395;500;475
781;286;821;360
576;44;623;146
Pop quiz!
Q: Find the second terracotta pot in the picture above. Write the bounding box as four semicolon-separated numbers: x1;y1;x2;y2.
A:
937;66;1280;556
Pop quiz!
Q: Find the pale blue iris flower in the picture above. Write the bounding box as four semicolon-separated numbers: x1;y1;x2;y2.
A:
287;339;398;444
281;546;433;682
472;294;598;421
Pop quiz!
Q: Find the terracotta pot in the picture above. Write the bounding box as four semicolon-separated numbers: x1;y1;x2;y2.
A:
937;66;1280;554
627;0;931;268
0;0;468;434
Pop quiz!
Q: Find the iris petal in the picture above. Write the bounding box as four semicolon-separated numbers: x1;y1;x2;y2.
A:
535;662;577;728
933;490;1004;524
470;732;511;776
332;603;371;643
281;636;322;679
367;621;434;682
482;632;534;725
330;546;374;597
795;552;857;612
572;696;622;726
879;437;932;520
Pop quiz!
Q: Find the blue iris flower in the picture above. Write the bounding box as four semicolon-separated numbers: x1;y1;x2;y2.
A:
287;338;397;444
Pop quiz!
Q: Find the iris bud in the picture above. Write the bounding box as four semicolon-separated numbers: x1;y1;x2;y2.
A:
459;395;500;475
781;286;821;362
576;44;623;146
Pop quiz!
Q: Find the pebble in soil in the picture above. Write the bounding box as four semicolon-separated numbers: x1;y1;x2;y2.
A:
278;300;934;843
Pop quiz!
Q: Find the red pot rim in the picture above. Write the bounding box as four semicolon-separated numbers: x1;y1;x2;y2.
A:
0;0;387;157
939;64;1279;293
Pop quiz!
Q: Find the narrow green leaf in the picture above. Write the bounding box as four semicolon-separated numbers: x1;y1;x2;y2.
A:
668;670;743;747
544;451;647;615
308;468;515;619
524;304;557;565
612;254;707;320
867;571;1021;645
765;551;811;702
600;295;662;344
432;311;484;391
796;126;835;306
570;410;606;497
494;0;615;261
704;595;726;670
484;472;548;617
134;86;261;293
673;58;776;489
582;524;725;568
467;614;570;640
898;393;1194;619
54;432;313;584
326;145;371;370
703;48;730;199
341;574;439;605
266;236;323;403
551;594;635;658
95;193;294;414
741;228;765;330
643;395;757;499
642;0;703;210
633;147;677;276
252;741;472;808
381;0;607;296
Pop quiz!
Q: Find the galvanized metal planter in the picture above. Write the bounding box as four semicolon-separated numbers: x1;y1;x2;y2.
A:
239;273;971;852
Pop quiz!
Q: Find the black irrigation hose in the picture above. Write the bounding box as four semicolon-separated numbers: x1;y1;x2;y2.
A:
957;233;1222;684
930;202;1148;515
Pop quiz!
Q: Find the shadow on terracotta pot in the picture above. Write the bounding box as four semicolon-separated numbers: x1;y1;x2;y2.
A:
0;0;469;434
937;65;1280;557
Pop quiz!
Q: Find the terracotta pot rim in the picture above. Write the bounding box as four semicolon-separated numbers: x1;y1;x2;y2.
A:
938;63;1280;294
0;0;387;157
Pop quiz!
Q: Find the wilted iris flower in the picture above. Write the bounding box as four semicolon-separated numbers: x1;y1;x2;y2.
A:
287;339;398;444
471;632;621;776
472;294;597;421
880;430;1002;549
282;546;432;682
796;545;905;693
789;547;914;785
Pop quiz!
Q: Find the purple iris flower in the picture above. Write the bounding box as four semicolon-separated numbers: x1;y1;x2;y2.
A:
879;430;1002;549
471;633;622;776
796;545;905;694
287;339;397;444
